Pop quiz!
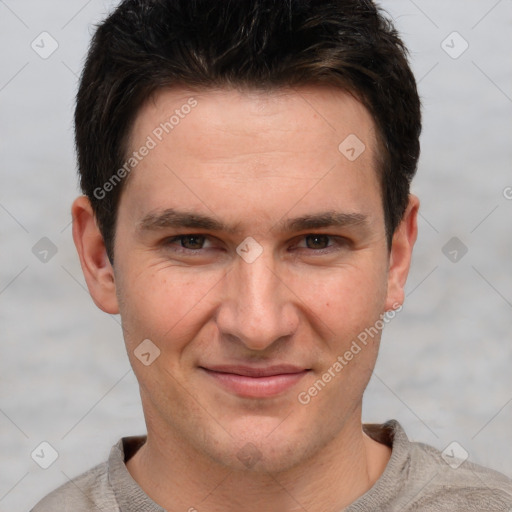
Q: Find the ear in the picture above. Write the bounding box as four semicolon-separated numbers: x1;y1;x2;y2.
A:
384;194;419;311
71;196;119;314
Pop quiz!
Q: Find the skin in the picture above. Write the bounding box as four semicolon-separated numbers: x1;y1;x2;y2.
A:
72;86;419;511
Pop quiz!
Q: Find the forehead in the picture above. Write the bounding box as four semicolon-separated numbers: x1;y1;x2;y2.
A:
121;86;382;229
129;85;378;160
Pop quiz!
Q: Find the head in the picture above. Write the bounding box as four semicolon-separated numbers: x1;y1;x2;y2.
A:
76;0;420;263
73;0;421;474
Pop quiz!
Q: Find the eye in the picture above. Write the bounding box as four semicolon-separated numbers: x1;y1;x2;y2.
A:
293;234;349;254
166;234;209;250
303;234;331;250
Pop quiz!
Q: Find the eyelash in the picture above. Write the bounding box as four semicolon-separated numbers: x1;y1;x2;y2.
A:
163;234;349;255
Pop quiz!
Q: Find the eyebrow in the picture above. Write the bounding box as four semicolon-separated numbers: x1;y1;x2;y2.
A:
137;208;369;234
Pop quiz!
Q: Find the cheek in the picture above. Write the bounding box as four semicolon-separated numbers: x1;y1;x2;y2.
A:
301;258;388;333
306;266;387;398
115;244;389;356
116;263;226;353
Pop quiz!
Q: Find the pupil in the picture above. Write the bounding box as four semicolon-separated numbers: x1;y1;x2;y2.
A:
306;235;329;249
183;235;204;249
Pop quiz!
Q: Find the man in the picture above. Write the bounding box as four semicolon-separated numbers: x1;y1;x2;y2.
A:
32;0;512;510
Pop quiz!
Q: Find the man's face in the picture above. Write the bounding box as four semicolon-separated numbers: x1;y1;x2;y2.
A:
110;87;406;472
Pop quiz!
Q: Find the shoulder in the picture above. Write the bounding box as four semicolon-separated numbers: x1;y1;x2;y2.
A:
361;420;512;511
406;437;512;510
30;460;119;512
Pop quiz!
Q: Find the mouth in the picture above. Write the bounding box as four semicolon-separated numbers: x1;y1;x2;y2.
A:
199;365;311;398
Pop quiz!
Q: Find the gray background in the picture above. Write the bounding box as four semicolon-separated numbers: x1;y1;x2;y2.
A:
1;0;511;510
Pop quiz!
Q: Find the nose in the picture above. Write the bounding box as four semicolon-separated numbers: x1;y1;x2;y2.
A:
215;248;299;352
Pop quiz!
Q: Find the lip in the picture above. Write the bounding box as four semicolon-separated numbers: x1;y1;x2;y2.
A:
200;365;310;398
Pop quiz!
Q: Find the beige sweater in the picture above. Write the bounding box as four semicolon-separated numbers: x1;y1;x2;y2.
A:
31;420;512;511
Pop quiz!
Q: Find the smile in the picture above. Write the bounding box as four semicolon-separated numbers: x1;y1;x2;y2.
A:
200;365;310;398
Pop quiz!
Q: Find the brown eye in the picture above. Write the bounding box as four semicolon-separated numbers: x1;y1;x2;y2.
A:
304;234;331;249
178;235;206;249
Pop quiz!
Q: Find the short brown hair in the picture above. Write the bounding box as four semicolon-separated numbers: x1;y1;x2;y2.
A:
75;0;421;262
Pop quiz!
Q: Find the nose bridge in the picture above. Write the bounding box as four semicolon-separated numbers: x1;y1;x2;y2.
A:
217;250;296;350
239;254;278;313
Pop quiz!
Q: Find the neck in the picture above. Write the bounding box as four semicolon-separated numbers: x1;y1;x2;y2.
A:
126;407;391;512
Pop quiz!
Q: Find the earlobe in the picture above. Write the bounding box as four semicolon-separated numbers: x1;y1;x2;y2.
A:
71;196;119;314
384;194;419;311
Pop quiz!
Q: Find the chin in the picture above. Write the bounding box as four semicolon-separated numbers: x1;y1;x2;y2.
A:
203;416;325;474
